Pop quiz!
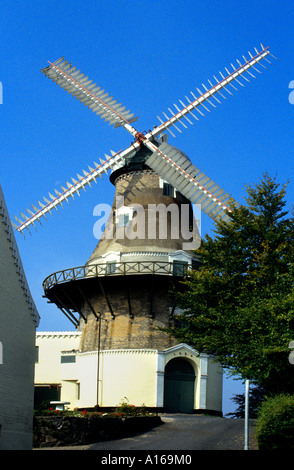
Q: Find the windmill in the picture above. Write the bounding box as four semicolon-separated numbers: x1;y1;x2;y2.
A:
16;45;277;412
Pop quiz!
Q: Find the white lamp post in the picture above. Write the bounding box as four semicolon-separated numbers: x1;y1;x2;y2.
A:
244;379;250;450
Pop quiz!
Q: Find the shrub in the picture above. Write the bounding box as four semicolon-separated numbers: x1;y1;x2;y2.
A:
33;400;51;415
256;394;294;450
115;397;149;417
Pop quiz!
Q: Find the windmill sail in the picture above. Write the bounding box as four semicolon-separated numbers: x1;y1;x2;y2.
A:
150;44;276;139
145;141;239;222
13;148;133;234
41;58;139;127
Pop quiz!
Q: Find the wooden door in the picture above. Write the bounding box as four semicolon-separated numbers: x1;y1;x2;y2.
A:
163;358;195;413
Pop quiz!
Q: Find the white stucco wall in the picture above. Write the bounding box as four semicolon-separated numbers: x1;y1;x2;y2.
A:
0;185;40;450
99;350;158;408
35;332;81;384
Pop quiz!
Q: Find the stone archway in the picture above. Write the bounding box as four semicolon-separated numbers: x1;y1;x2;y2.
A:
163;357;195;413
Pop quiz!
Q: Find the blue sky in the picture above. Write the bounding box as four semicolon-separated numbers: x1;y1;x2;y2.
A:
1;0;293;415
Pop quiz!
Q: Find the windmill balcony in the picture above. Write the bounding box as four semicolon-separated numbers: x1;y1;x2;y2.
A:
42;260;192;292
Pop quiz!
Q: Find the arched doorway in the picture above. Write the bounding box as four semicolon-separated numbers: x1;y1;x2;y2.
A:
163;358;195;413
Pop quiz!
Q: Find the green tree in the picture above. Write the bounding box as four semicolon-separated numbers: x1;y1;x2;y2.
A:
170;174;294;394
226;384;265;419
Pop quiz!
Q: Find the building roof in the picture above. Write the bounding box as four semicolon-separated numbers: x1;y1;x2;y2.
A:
0;185;40;326
36;331;81;338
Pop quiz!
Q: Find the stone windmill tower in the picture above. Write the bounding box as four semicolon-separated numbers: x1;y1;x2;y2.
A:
78;138;200;355
14;45;276;413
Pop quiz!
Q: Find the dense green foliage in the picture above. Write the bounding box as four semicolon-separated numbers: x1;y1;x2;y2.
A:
256;394;294;450
170;174;294;394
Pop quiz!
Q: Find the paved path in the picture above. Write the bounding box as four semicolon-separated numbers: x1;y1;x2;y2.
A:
41;414;256;451
86;414;257;451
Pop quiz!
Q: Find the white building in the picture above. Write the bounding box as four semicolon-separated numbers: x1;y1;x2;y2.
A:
0;185;40;449
34;331;81;407
35;332;223;414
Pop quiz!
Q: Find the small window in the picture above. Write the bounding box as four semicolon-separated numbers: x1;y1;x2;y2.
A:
173;261;188;277
118;213;130;227
35;346;39;363
106;261;116;274
163;182;174;197
61;355;76;363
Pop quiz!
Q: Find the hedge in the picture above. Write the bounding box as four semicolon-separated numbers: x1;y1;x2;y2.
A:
256;394;294;450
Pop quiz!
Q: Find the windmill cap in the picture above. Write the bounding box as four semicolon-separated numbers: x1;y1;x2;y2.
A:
110;139;192;185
